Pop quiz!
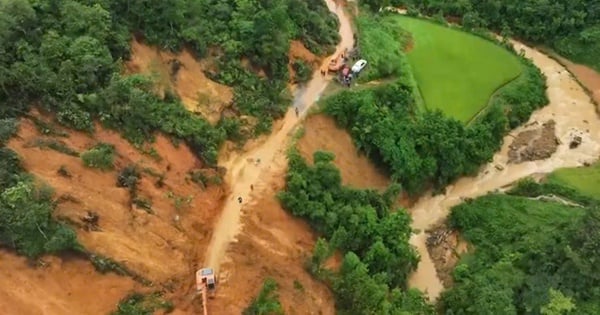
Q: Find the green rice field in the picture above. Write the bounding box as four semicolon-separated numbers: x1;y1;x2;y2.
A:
548;163;600;198
396;16;522;122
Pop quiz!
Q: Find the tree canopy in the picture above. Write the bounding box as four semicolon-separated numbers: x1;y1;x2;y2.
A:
441;181;600;314
279;149;434;314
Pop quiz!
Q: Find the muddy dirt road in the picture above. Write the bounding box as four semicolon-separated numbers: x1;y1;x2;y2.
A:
204;0;354;275
407;40;600;300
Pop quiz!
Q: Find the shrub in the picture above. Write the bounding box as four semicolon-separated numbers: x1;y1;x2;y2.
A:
57;165;72;178
132;197;153;213
0;118;19;145
0;148;23;191
81;143;115;171
112;292;174;315
242;278;284;315
116;165;140;192
0;179;80;258
90;254;130;276
27;138;79;157
189;169;222;189
30;117;68;137
292;60;312;83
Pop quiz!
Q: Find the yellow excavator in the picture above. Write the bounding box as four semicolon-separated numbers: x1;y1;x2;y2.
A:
196;268;217;315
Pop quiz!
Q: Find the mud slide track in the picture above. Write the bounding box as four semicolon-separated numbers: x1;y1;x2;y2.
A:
204;0;354;273
407;40;600;300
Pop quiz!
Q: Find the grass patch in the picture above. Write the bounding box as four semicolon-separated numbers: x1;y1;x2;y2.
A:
356;14;412;82
26;138;79;157
81;143;115;171
547;163;600;199
442;192;600;314
112;292;173;315
90;254;131;276
242;278;284;315
29;117;68;137
396;16;522;122
292;60;312;84
0;118;19;145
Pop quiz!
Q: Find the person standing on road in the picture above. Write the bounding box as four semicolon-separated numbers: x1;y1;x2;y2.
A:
295;107;299;117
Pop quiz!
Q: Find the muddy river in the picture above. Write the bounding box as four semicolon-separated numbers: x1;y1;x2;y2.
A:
407;40;600;300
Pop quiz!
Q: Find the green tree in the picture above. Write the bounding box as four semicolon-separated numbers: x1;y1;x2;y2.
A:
541;289;576;315
243;278;284;315
334;253;390;315
0;180;79;258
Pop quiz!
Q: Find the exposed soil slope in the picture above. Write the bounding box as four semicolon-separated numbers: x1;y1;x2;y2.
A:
0;251;139;315
6;112;225;314
209;171;335;315
288;40;322;85
126;39;233;124
297;114;389;190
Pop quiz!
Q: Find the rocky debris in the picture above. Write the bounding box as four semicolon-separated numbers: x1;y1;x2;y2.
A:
167;58;182;81
495;164;505;171
570;136;582;149
426;225;468;288
81;211;100;232
508;120;559;163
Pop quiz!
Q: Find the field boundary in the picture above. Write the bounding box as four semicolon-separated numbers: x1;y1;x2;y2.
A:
466;68;523;125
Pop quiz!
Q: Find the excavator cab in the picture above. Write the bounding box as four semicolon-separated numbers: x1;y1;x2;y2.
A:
197;268;217;292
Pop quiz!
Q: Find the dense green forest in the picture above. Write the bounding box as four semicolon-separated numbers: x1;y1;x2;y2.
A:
441;180;600;314
0;0;339;162
322;14;547;195
386;0;600;71
279;149;434;314
0;0;339;258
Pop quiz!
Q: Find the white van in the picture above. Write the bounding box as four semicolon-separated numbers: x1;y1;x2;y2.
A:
351;59;367;73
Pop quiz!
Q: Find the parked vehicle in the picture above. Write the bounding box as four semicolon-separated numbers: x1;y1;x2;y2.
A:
351;59;367;73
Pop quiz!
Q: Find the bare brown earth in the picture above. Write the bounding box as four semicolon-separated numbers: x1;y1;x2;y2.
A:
126;39;233;124
297;114;390;190
209;172;336;315
5;111;226;314
0;251;139;315
288;40;322;84
208;114;394;314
